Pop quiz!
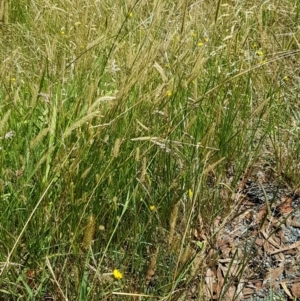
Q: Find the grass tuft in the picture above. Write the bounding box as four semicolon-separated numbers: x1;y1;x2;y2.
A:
0;0;299;299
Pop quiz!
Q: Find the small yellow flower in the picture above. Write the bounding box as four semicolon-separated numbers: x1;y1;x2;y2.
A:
150;205;156;211
129;12;133;18
188;189;193;198
10;77;16;82
167;90;172;97
198;41;204;47
113;269;123;280
61;30;65;35
283;75;289;81
252;42;258;48
260;59;266;65
204;37;209;42
256;50;264;56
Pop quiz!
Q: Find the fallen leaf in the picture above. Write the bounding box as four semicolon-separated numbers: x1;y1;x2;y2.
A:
266;266;284;281
214;215;222;228
242;287;255;298
255;237;264;246
224;285;239;301
204;268;215;298
281;282;293;299
291;282;300;298
257;205;267;223
270;241;300;255
277;196;293;214
25;269;36;288
216;266;224;298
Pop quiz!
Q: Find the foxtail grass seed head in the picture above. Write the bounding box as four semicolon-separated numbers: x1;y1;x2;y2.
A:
169;202;179;229
180;244;193;265
135;147;140;162
140;157;147;183
168;201;180;249
113;269;123;280
112;196;118;211
82;214;96;250
0;110;11;133
146;247;158;286
1;0;8;24
73;265;80;290
81;166;92;179
113;138;121;158
30;127;50;149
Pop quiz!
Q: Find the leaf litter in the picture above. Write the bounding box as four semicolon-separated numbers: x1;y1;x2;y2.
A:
190;169;300;300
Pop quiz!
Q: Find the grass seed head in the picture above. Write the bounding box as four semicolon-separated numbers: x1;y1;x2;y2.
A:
168;201;180;251
82;214;96;250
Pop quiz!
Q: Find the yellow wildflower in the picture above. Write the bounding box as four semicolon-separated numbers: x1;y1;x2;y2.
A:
150;205;156;211
167;90;172;97
256;50;264;56
188;189;193;198
204;37;209;42
61;30;65;35
113;269;123;280
198;41;204;47
129;12;133;18
283;75;289;81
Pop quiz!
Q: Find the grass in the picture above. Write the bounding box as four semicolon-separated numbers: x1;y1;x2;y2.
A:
0;0;300;300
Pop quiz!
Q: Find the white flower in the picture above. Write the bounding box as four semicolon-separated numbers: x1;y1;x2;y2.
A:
5;131;15;139
111;59;120;73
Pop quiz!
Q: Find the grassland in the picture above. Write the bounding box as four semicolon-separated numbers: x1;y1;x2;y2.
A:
1;0;300;300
